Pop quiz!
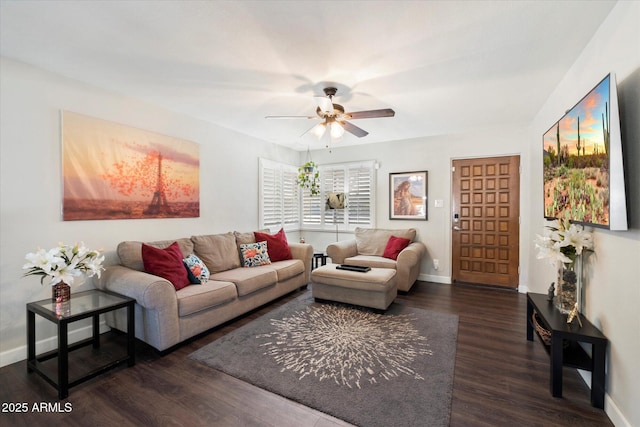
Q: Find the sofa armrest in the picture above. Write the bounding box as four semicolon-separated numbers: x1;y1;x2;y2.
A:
326;240;358;264
288;242;313;284
396;242;426;267
97;265;180;351
395;241;426;291
97;265;178;311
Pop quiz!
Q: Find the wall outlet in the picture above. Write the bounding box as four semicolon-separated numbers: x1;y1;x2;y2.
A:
433;259;439;270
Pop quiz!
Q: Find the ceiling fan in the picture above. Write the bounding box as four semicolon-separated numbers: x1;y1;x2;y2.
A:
266;87;395;139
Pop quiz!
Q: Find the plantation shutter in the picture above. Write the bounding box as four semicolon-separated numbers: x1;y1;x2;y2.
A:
301;186;322;226
301;160;375;230
347;165;373;225
259;159;299;231
282;168;299;227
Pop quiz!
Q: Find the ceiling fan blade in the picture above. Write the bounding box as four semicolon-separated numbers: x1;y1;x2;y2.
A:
343;108;395;120
265;115;318;119
341;121;369;138
314;96;333;114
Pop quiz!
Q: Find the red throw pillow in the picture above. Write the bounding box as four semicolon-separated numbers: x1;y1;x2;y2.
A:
142;242;190;290
254;228;292;262
382;236;411;260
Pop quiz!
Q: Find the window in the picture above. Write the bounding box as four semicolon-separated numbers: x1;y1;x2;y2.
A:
259;159;299;231
302;160;376;231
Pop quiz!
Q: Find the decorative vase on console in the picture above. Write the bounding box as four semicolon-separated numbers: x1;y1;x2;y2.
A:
555;255;582;314
535;218;593;315
23;242;104;303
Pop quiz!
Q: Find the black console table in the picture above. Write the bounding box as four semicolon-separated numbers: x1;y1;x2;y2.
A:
526;292;608;408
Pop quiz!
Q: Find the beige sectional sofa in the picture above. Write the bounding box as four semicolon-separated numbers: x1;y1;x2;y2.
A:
97;231;312;352
326;227;426;292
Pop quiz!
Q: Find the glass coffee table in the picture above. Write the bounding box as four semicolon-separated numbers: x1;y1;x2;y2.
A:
27;289;135;399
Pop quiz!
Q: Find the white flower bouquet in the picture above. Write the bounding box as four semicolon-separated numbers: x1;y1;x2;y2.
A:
536;219;594;314
535;218;594;266
23;242;104;286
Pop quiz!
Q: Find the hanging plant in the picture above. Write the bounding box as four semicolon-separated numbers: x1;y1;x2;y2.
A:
297;161;320;195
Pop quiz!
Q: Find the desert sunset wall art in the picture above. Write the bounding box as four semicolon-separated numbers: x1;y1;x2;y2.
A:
542;75;611;226
62;111;200;220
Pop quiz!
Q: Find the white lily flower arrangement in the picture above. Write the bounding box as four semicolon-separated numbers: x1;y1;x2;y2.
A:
535;218;594;266
23;242;105;286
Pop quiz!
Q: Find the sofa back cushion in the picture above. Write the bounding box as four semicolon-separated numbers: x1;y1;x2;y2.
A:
192;232;241;273
118;238;194;272
354;227;416;256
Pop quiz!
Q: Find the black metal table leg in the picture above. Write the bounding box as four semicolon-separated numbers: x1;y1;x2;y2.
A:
58;320;69;399
127;303;136;367
27;309;35;372
92;314;100;349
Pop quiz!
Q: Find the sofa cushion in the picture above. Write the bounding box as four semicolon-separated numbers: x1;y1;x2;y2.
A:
382;236;412;260
270;259;305;282
354;227;416;256
344;255;397;269
176;280;238;316
141;242;191;290
254;228;292;262
240;242;272;267
192;232;241;273
210;267;277;297
183;254;210;283
234;229;269;259
184;262;201;284
118;238;194;272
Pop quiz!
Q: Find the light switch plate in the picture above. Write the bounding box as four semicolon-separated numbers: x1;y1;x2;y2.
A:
434;199;444;208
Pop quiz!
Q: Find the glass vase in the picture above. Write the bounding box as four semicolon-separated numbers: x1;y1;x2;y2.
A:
52;282;71;303
555;256;582;314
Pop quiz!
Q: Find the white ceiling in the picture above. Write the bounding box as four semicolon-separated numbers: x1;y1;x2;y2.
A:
0;1;616;151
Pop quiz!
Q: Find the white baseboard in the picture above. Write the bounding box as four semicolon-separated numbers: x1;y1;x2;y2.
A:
0;322;110;368
418;273;451;284
577;370;630;427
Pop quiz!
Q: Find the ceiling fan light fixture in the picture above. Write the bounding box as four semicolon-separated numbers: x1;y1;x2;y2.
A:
267;86;394;141
330;121;345;139
312;123;326;138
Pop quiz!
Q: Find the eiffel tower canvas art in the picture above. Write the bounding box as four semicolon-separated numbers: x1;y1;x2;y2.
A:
62;111;200;220
144;153;173;215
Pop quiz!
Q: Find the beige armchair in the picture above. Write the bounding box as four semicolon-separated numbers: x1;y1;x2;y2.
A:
326;227;426;292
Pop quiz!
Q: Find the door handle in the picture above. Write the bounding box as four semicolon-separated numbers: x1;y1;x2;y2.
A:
453;226;461;231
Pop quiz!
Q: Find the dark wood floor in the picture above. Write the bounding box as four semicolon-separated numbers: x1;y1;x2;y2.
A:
1;282;612;426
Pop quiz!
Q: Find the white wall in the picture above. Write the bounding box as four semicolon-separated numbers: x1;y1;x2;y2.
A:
0;58;299;366
302;125;529;286
526;2;640;426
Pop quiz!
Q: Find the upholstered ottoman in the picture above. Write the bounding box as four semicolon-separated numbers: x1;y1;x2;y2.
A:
311;264;397;311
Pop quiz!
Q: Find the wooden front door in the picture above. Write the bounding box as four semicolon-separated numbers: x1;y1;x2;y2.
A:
451;156;520;288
